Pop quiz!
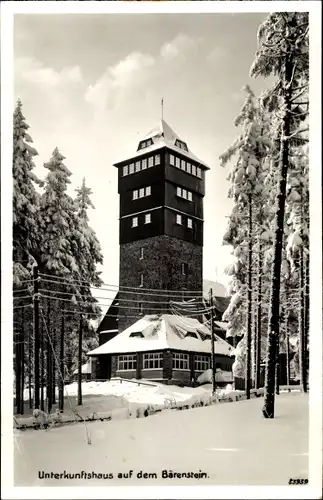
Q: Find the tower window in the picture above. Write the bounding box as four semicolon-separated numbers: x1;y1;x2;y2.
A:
145;186;151;196
192;165;196;176
186;163;191;174
140;247;144;260
175;139;188;152
145;213;151;224
176;214;182;225
187;191;193;202
129;163;135;174
196;167;202;178
133;190;138;200
176;187;181;197
155;154;161;165
170;154;175;166
181;160;186;171
139;274;144;287
187;218;193;229
148;156;154;168
175;157;180;169
123;165;128;176
142;158;147;169
132;217;138;228
139;187;145;198
182;189;187;199
181;263;188;275
135;161;141;172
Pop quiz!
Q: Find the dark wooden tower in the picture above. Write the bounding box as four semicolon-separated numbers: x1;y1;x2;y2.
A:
114;120;209;331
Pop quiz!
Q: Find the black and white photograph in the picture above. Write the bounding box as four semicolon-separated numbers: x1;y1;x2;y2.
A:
1;1;322;498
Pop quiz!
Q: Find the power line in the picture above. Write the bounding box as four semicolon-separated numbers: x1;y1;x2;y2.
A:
38;272;203;296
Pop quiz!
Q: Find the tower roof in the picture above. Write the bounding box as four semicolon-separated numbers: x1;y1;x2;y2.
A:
114;119;209;169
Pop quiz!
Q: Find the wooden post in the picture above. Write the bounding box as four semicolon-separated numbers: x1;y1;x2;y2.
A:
20;308;25;415
209;288;216;395
40;318;44;411
15;331;22;414
246;195;252;399
33;264;40;409
78;315;83;406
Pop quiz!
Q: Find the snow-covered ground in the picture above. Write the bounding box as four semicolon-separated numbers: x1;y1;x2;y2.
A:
14;392;309;486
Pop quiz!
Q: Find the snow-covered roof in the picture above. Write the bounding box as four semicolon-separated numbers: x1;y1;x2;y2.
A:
100;329;118;334
203;279;228;299
114;119;209;170
87;314;233;357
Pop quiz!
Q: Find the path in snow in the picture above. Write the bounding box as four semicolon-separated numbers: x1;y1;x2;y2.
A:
14;392;308;486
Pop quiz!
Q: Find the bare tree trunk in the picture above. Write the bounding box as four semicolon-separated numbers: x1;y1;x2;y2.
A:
285;309;291;391
40;319;44;411
304;251;309;390
46;299;53;413
298;247;306;392
15;332;22;414
58;314;65;412
20;312;25;415
262;56;292;419
255;239;263;389
28;324;32;409
246;195;253;399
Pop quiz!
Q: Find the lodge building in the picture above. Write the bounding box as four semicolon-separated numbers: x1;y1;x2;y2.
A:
88;119;234;385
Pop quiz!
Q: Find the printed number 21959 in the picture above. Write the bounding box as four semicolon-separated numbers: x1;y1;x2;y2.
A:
289;478;308;485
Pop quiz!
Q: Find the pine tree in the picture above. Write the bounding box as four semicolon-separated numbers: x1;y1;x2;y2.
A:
250;12;309;418
13;99;42;282
220;86;271;397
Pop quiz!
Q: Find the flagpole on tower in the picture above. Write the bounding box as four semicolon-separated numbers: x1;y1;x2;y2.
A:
161;98;164;121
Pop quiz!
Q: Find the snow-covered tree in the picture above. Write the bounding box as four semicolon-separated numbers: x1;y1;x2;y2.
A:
250;12;309;418
13;99;42;283
220;85;271;398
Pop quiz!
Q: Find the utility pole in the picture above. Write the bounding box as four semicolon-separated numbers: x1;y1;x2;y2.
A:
33;264;40;409
209;288;216;395
77;315;83;406
59;313;65;412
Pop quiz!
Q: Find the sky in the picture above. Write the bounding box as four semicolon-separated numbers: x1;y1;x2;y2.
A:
14;12;272;290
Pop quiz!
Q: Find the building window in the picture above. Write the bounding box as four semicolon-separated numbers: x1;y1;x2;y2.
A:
170;154;175;166
176;186;192;201
135;161;141;172
148;156;154;168
187;218;193;229
173;352;189;370
132;217;138;228
175;139;188;152
145;186;151;196
145;213;151;224
139;187;145;198
192;165;196;176
181;263;188;275
187;163;191;174
133;190;138;200
155;154;161;165
143;352;163;369
123;165;128;176
118;354;137;371
140;248;144;260
139;274;144;287
176;214;182;225
175;157;181;169
195;355;210;372
129;163;135;174
197;167;202;178
142;158;147;169
139;303;144;315
181;160;186;171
